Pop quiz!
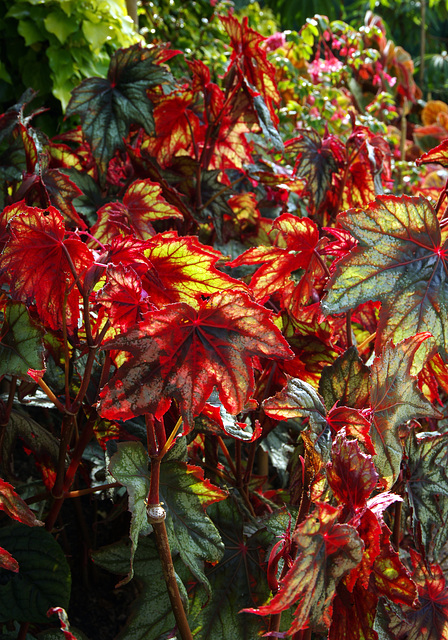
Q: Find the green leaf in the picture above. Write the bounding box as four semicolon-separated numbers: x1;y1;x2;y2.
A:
44;11;78;44
108;441;151;585
0;524;71;623
160;460;226;591
188;497;270;639
319;346;371;410
93;536;186;640
370;335;441;489
404;430;448;559
66;44;174;173
251;91;284;151
263;377;328;438
0;302;44;377
322;195;448;355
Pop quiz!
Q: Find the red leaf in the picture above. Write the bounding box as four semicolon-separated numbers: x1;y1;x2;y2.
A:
96;264;152;331
221;13;280;125
91;179;183;244
345;508;382;592
141;91;202;168
371;526;417;607
0;477;43;527
326;432;378;512
0;545;19;573
47;607;77;640
329;580;378;640
141;232;248;307
416;138;448;168
0;206;93;331
245;503;364;634
98;291;293;427
327;405;375;454
228;213;321;307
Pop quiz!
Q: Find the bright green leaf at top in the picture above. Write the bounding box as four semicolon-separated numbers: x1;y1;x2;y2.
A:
44;11;78;44
0;302;44;378
82;20;114;51
322;195;448;357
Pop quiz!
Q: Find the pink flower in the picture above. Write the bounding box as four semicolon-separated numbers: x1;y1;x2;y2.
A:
264;32;286;53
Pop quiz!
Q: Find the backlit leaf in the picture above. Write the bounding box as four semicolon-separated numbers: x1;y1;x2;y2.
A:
371;526;417;607
322;195;448;355
370;335;441;488
98;291;293;427
66;44;175;172
416;139;448;168
96;264;151;331
91;179;183;244
0;206;93;332
329;581;378;640
0;302;44;377
245;503;363;634
326;433;378;511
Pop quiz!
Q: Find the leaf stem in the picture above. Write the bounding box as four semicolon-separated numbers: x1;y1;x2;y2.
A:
36;377;67;413
157;416;183;460
217;436;238;478
152;519;194;640
393;499;402;550
346;310;353;349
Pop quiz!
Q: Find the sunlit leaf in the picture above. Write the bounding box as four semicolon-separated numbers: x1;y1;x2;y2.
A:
0;477;43;527
98;291;292;428
245;503;363;634
370;335;441;488
323;195;448;355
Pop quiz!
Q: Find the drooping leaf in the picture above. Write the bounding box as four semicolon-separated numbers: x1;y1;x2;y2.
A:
0;524;71;623
98;291;292;427
286;130;344;210
385;549;448;640
107;441;151;585
322;195;448;355
262;377;328;438
160;459;226;589
326;433;378;512
66;44;176;172
245;503;363;634
0;477;43;527
188;497;271;639
370;335;441;488
0;302;44;377
0;206;93;332
404;430;448;559
91;179;183;244
141;232;248;307
319;346;371;410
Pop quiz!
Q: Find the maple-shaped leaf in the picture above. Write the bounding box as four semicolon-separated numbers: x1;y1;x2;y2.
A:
286;130;344;211
370;335;441;489
416;138;448;168
245;503;363;634
0;206;93;332
385;549;448;640
66;43;176;172
0;302;44;377
404;430;448;559
91;179;183;244
98;291;292;427
228;213;321;308
140;231;247;307
322;194;448;355
326;433;378;512
141;91;202;168
95;264;151;331
0;478;43;527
